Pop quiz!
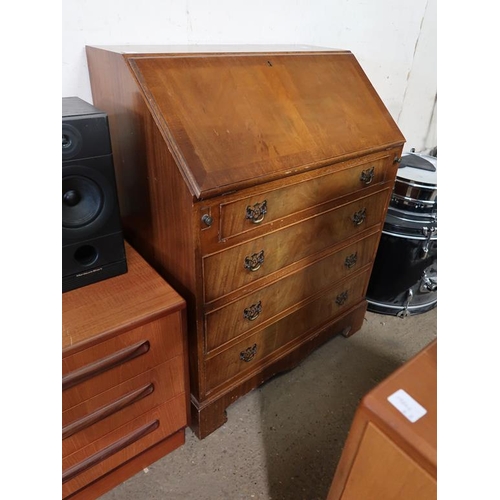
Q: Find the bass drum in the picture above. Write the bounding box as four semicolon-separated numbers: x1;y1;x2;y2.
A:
366;209;437;317
391;153;437;214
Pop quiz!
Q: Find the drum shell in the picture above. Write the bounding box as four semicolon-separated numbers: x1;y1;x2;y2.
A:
391;153;437;214
366;213;437;316
391;178;437;213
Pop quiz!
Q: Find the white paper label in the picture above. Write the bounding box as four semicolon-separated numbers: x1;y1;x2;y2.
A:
387;389;427;423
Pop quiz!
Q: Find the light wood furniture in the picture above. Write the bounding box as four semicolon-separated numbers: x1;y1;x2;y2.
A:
327;339;437;500
86;45;405;439
62;242;189;499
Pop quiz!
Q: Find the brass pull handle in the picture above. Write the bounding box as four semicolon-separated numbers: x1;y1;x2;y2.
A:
344;252;358;269
62;383;155;440
360;166;375;185
62;340;150;391
240;343;258;362
246;200;267;224
62;420;159;484
244;250;265;272
336;291;348;306
243;301;262;321
352;208;366;226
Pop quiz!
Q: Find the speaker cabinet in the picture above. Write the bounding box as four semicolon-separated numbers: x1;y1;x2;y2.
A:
62;97;127;293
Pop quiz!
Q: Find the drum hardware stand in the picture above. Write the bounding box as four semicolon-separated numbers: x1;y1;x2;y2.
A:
421;226;437;259
397;289;414;318
420;271;437;293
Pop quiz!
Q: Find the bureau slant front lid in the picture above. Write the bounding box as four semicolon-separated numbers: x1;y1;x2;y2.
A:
125;48;404;199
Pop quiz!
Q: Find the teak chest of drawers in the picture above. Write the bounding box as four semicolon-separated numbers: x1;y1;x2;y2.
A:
62;243;189;499
327;339;437;499
86;45;405;439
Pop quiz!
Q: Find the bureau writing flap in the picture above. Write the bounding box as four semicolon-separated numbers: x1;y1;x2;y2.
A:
112;48;404;199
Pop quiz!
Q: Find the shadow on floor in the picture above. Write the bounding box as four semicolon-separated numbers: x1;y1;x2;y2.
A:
258;323;426;500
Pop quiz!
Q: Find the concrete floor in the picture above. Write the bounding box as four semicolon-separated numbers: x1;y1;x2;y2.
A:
101;307;437;500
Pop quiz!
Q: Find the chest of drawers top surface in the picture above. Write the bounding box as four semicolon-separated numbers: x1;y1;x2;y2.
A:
62;243;186;355
87;45;404;200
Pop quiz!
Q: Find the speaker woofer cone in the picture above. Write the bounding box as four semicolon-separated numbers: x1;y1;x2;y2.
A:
62;175;104;228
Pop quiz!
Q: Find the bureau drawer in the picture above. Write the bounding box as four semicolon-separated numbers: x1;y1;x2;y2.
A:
205;269;370;393
62;395;187;498
205;232;379;352
204;189;388;302
63;313;184;412
63;355;186;458
219;153;394;240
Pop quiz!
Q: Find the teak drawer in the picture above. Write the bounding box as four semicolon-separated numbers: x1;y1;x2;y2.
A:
219;152;395;241
203;189;389;302
205;231;379;352
63;313;184;412
62;355;186;457
205;269;370;393
62;395;187;498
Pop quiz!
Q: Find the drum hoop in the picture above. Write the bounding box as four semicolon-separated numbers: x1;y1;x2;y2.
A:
382;228;438;241
395;177;438;190
367;298;437;310
386;212;437;224
391;193;437;205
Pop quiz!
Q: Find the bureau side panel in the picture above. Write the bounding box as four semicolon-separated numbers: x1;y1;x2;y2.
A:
86;47;202;398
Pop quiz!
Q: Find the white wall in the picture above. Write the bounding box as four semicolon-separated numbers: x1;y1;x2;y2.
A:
62;0;436;153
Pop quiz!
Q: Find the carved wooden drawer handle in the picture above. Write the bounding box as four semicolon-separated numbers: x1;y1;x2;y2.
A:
62;420;159;484
360;166;375;185
336;290;349;306
62;383;155;440
62;340;151;391
240;344;258;362
351;208;366;226
246;200;267;224
344;252;358;269
243;301;262;321
244;250;265;272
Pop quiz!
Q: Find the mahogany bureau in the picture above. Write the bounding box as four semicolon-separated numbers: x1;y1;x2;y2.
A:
62;242;189;499
85;45;406;439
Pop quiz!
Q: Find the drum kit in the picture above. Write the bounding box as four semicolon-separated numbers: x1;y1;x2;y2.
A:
366;150;437;318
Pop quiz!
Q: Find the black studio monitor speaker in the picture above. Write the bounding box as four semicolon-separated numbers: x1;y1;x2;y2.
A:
62;97;127;293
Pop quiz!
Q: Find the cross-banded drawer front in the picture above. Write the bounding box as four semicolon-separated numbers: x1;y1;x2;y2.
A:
205;231;379;352
62;355;186;457
203;189;388;302
219;154;393;240
205;269;370;393
62;395;187;498
63;313;184;412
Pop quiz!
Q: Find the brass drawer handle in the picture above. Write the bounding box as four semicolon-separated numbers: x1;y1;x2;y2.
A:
246;200;267;224
240;343;258;362
360;166;375;185
243;301;262;321
336;290;349;306
344;252;358;269
62;383;155;440
63;340;151;391
352;208;366;226
62;420;159;484
244;250;265;272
